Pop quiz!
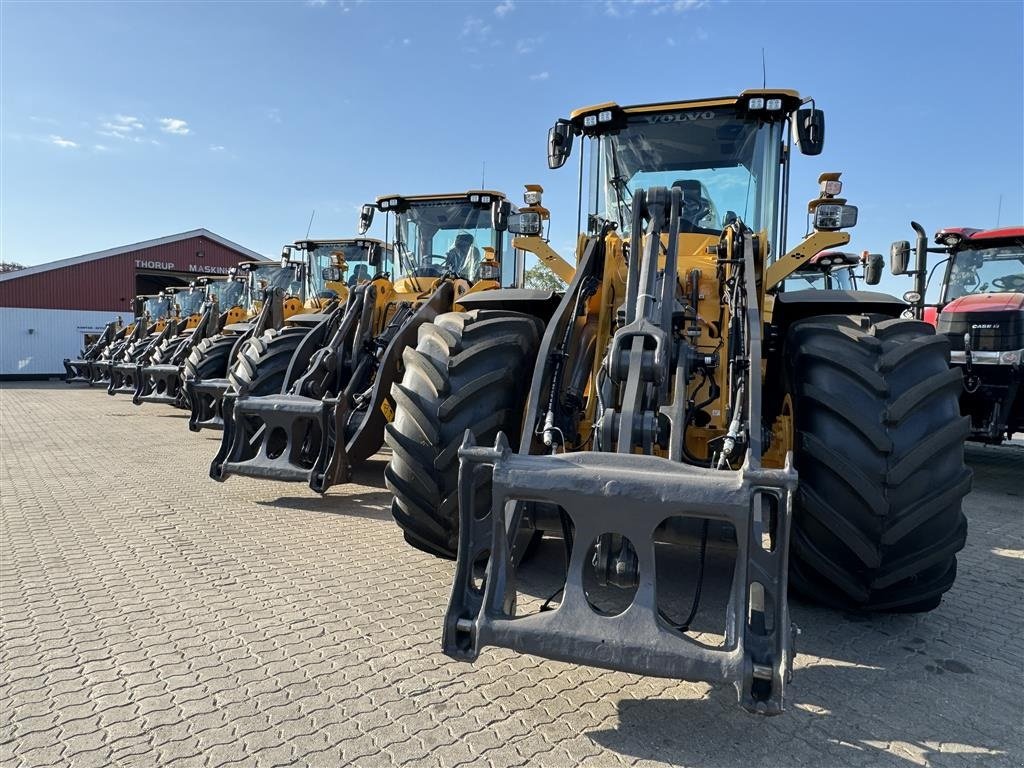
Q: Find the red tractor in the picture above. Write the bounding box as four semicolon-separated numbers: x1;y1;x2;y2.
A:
892;223;1023;443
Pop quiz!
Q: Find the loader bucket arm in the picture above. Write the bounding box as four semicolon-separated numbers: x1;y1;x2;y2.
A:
444;190;798;714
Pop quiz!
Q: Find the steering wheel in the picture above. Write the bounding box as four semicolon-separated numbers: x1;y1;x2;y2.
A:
992;274;1024;291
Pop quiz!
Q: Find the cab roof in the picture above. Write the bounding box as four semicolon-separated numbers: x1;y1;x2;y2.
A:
937;226;1024;245
569;89;802;121
373;190;506;206
294;237;385;247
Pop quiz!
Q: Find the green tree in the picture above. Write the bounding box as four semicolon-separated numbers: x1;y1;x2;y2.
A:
0;261;26;274
524;262;567;292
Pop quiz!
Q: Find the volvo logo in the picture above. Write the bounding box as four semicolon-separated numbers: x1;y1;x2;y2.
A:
644;111;716;124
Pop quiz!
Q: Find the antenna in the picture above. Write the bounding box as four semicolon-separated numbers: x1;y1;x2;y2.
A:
996;193;1003;227
305;209;316;239
761;48;766;88
481;161;486;188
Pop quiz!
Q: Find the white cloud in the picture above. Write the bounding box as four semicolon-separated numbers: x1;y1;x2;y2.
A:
605;0;705;16
266;108;282;124
529;71;550;81
49;135;79;149
100;114;144;137
494;0;515;17
159;117;191;135
209;144;226;152
461;17;492;38
666;36;676;46
516;36;543;54
307;0;327;6
402;37;411;46
93;144;111;153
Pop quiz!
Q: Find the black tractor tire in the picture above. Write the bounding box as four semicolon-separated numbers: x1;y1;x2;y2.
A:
228;326;310;396
784;314;971;613
183;333;238;383
385;310;543;559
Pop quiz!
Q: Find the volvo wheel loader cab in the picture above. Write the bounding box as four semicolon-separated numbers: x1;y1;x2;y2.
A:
108;285;207;396
892;223;1023;442
211;190;552;494
385;91;971;714
184;244;346;431
99;293;175;392
133;274;247;407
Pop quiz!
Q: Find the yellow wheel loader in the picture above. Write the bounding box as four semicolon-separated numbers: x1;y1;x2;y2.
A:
64;314;130;385
183;243;349;431
96;294;175;391
211;191;556;494
107;284;208;397
132;273;248;407
384;92;971;714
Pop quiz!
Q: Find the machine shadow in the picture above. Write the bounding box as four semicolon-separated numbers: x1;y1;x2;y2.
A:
585;668;1012;768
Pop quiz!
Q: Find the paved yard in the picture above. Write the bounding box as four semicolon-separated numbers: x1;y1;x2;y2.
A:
1;382;1022;768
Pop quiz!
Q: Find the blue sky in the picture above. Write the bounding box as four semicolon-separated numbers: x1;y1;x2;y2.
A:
2;0;1022;296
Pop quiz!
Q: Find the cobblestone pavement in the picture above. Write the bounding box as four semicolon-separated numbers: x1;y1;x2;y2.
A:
1;382;1022;768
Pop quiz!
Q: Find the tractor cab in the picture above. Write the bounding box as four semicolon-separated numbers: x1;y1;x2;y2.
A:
892;224;1023;442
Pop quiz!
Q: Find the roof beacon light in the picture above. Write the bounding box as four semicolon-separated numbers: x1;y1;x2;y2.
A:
748;97;765;110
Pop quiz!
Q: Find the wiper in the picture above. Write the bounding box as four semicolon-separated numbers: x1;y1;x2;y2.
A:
608;140;633;229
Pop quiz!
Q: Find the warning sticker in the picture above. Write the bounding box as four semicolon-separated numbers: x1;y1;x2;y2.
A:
380;398;395;422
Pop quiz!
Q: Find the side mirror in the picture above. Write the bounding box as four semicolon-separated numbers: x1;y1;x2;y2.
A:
358;204;375;235
507;211;543;236
794;108;825;156
890;241;911;275
547;119;574;169
492;200;512;231
864;253;884;285
321;266;343;283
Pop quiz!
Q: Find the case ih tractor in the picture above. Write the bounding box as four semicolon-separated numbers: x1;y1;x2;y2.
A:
384;90;971;714
892;223;1023;443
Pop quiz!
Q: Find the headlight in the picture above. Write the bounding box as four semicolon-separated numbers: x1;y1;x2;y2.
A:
583;114;598;127
597;110;613;123
765;98;782;111
508;212;542;235
469;194;480;202
523;189;542;206
814;204;858;231
819;179;843;196
1000;349;1022;366
478;262;501;281
903;291;922;303
748;97;765;110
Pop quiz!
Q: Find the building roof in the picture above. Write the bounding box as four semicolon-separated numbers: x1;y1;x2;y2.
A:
0;229;266;283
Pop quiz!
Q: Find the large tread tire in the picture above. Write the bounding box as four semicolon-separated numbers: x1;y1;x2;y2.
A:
183;333;238;383
227;326;310;395
785;314;971;613
385;310;543;559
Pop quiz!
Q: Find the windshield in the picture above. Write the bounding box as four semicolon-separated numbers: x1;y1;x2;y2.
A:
393;201;513;284
248;264;303;307
594;107;783;245
783;266;855;291
945;244;1024;300
144;297;172;319
207;279;245;308
306;242;395;292
174;289;205;316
